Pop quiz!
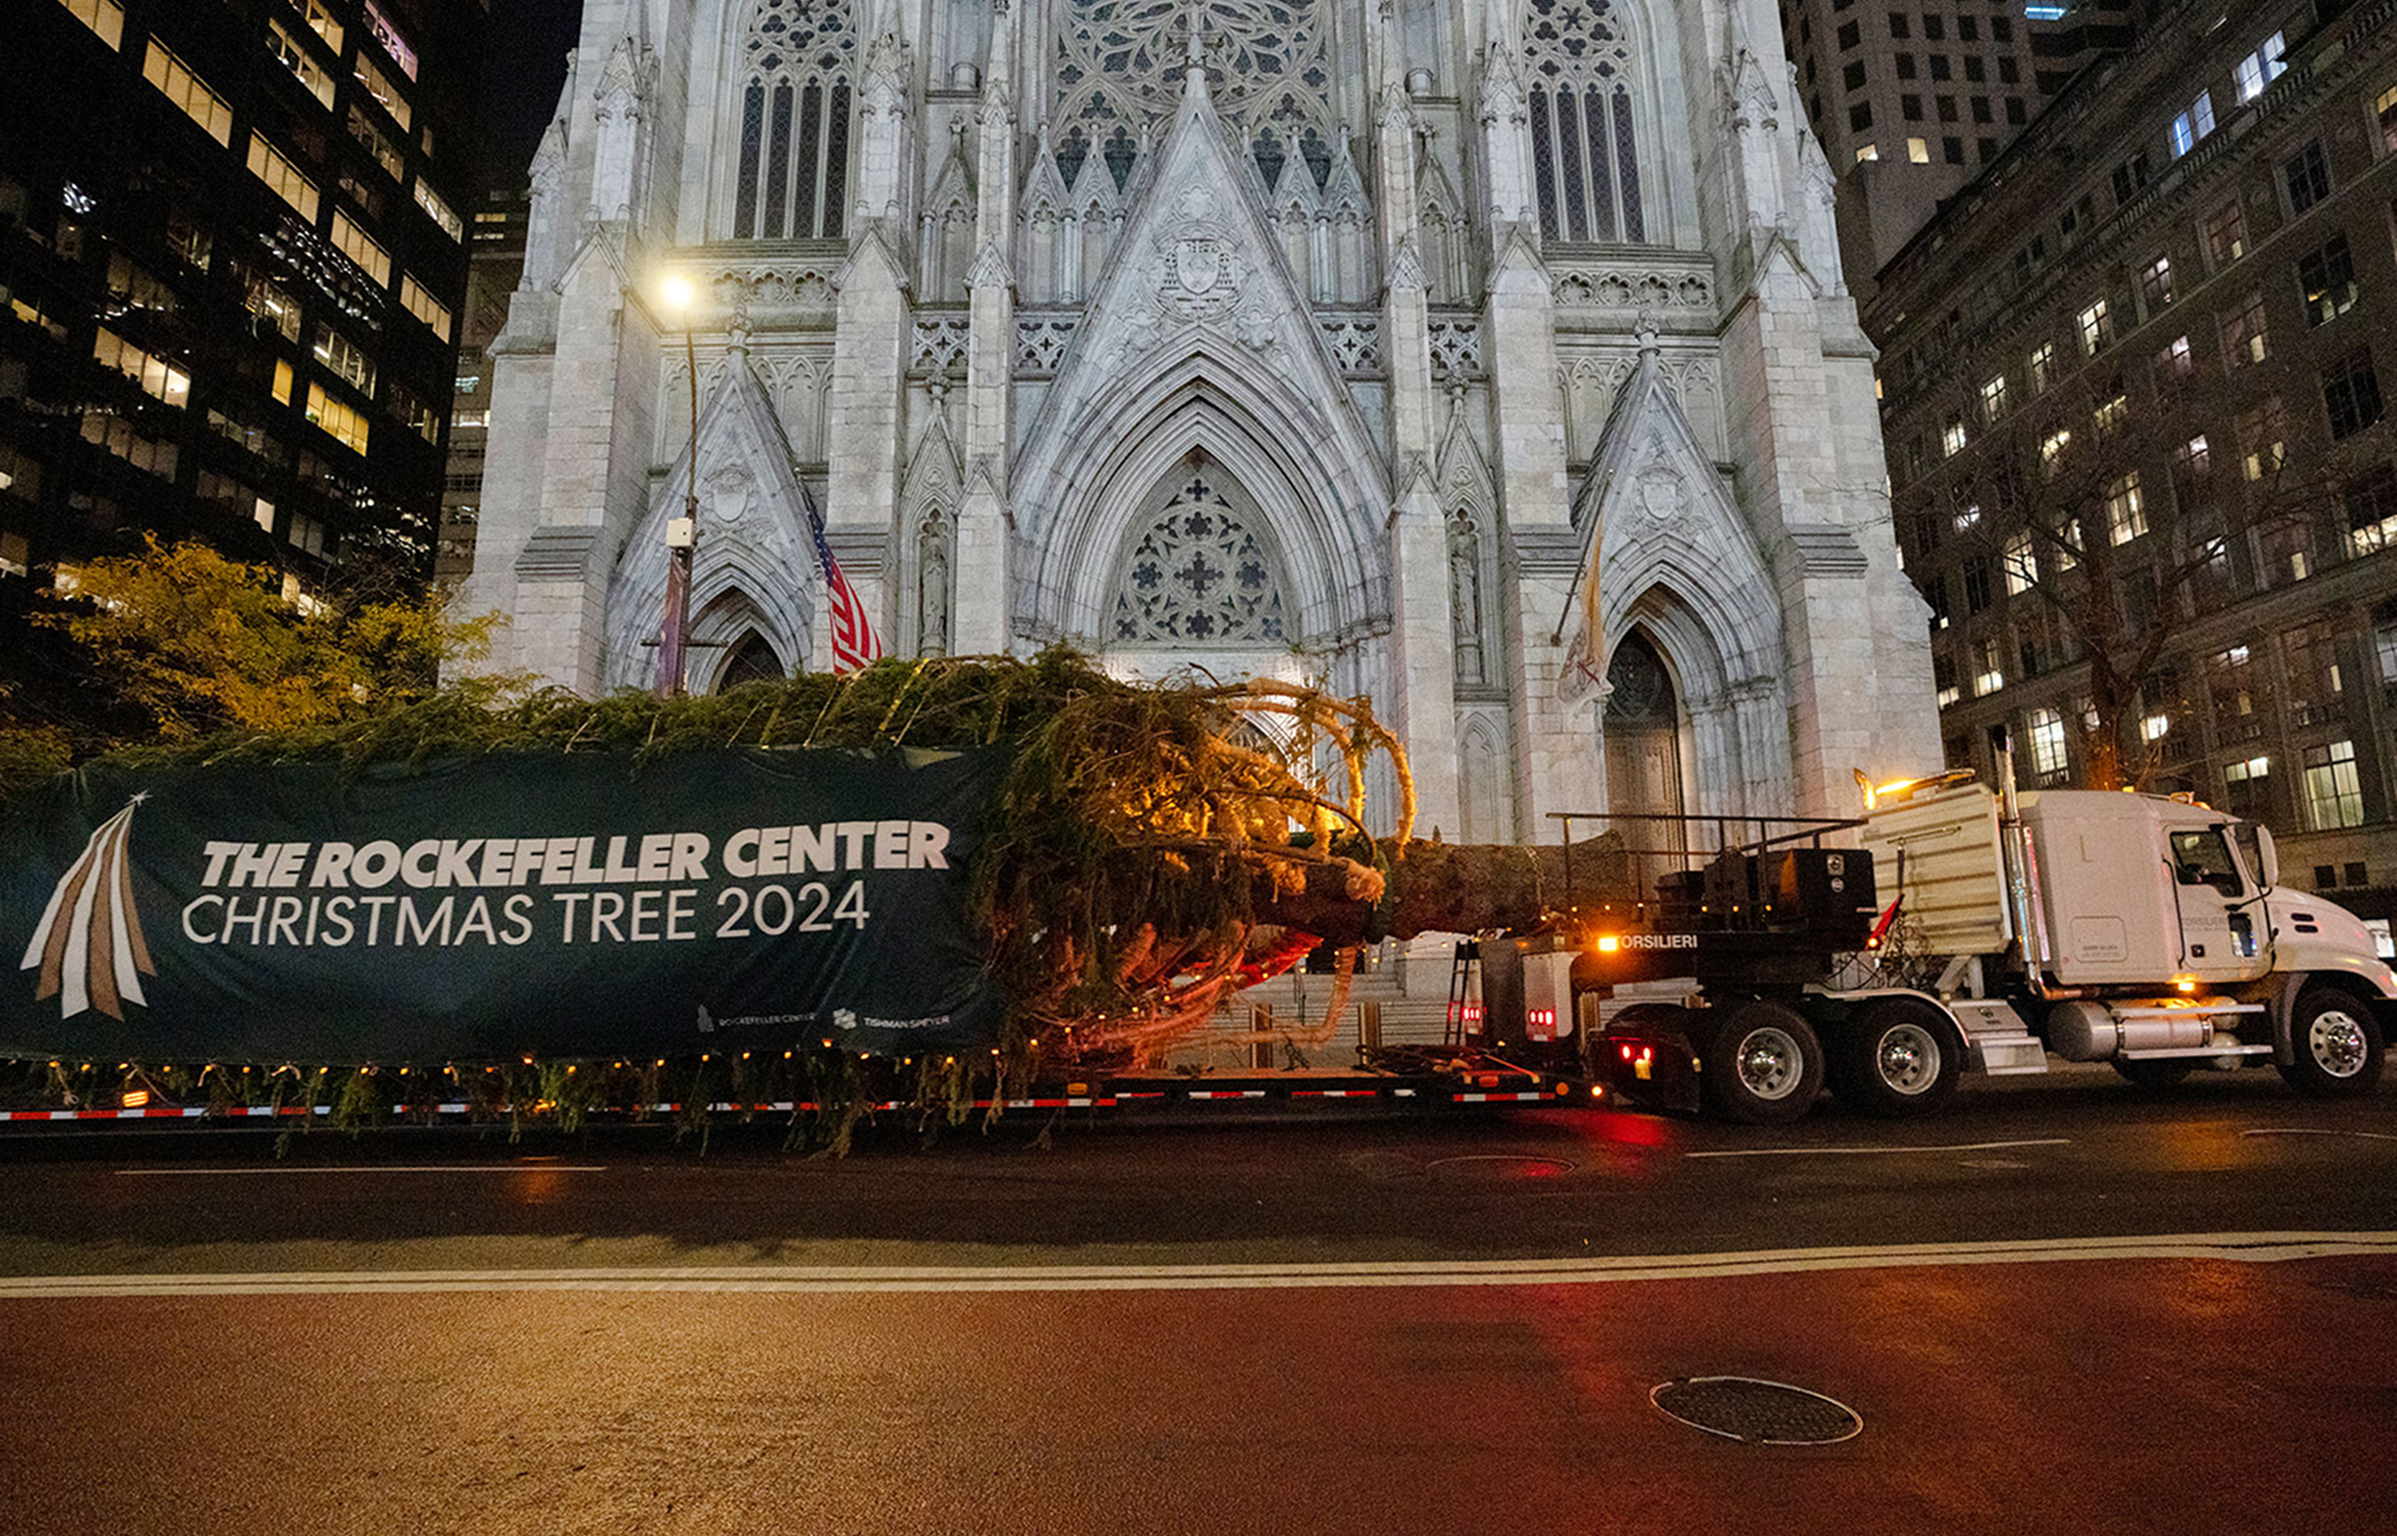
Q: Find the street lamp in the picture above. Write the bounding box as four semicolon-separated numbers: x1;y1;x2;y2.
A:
656;274;700;697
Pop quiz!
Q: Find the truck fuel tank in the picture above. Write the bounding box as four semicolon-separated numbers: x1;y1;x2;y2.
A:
2045;999;2243;1061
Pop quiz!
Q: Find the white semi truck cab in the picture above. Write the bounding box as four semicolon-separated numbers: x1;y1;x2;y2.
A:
1577;771;2395;1123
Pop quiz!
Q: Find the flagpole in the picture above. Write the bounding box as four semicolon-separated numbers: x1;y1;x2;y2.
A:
657;277;701;697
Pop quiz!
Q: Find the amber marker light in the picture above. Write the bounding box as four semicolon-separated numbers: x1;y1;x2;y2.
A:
1596;934;1622;953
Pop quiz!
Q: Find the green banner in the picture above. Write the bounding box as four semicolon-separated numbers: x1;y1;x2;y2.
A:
1;749;1006;1061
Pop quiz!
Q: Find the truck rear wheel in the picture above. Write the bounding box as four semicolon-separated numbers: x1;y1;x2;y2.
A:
1701;1000;1823;1125
2277;986;2385;1098
1832;999;1962;1117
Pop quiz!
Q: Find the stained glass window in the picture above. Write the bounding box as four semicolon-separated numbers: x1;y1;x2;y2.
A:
733;0;855;239
1110;469;1290;645
1525;0;1644;243
1056;0;1331;150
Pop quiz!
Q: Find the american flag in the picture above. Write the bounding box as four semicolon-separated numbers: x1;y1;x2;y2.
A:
803;496;882;674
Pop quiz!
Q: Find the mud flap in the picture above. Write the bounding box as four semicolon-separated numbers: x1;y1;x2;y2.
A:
1599;1024;1704;1114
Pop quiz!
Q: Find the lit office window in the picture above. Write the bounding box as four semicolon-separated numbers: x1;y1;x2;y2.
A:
55;0;123;48
248;133;320;221
399;275;453;341
355;49;412;130
329;211;392;286
304;383;371;456
91;327;190;406
143;40;233;145
265;18;337;108
413;180;462;241
2303;741;2364;831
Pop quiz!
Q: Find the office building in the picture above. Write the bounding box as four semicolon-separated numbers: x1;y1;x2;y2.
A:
1872;0;2397;934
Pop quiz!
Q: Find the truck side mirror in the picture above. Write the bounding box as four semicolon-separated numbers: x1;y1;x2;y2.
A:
2254;825;2278;891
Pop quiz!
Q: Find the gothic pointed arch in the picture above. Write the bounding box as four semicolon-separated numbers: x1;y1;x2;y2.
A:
920;124;977;301
1436;400;1501;693
725;0;858;240
1559;344;1794;815
900;406;964;656
1601;626;1689;872
1457;712;1515;845
712;629;789;691
1522;0;1646;243
604;355;821;689
1415;134;1470;300
1012;62;1388;650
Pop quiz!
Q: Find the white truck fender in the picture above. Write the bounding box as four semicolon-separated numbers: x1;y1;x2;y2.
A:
2267;969;2396;1067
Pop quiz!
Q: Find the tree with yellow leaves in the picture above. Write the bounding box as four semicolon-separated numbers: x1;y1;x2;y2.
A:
25;535;499;744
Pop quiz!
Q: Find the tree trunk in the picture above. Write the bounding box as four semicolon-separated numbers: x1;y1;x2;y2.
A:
1259;834;1635;945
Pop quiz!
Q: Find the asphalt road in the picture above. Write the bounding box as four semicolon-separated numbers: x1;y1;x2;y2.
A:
3;1065;2395;1534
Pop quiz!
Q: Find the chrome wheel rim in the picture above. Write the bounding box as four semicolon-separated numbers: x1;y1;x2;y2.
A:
1875;1023;1940;1095
1737;1027;1805;1101
2308;1009;2369;1079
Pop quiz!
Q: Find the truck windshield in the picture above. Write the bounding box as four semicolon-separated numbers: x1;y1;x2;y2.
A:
2169;828;2245;898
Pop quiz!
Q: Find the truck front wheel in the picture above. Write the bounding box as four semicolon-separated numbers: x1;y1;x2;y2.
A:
2278;986;2386;1098
1701;1001;1824;1125
1833;999;1962;1117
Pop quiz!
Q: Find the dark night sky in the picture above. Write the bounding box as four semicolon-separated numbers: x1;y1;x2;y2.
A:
479;0;585;176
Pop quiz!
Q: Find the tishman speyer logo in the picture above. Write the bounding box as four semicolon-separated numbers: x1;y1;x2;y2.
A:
19;795;156;1021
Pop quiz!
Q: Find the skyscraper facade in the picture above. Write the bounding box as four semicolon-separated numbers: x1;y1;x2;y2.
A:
0;0;488;629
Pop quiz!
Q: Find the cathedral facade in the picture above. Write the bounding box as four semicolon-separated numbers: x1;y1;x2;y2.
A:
461;0;1939;840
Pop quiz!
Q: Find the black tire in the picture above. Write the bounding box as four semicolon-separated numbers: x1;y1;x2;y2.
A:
1700;999;1824;1125
2277;986;2386;1098
2110;1057;2194;1090
1832;998;1963;1117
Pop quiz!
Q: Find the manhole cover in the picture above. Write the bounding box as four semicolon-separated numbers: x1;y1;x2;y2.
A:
1650;1377;1862;1445
1422;1154;1577;1177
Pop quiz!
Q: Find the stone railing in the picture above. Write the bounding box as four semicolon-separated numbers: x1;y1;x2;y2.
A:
1314;312;1383;375
1015;313;1078;375
659;242;845;323
912;314;970;375
1427;318;1481;379
1547;248;1717;324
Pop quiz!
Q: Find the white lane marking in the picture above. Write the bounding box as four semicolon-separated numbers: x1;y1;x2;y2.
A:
1687;1138;2069;1159
113;1165;608;1176
2241;1128;2397;1143
4;1232;2391;1298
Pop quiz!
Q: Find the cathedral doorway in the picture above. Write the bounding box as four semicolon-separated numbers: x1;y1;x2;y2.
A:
1604;630;1689;889
713;631;785;692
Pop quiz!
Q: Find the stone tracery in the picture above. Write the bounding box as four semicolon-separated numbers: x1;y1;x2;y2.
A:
732;0;857;239
1109;466;1291;645
1054;0;1334;169
1525;0;1645;243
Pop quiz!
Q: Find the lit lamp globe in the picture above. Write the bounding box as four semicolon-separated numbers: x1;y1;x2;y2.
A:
660;275;696;314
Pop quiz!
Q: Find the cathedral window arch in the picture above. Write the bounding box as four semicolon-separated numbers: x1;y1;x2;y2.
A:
732;0;857;240
1109;463;1291;645
1053;0;1334;188
1524;0;1646;243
